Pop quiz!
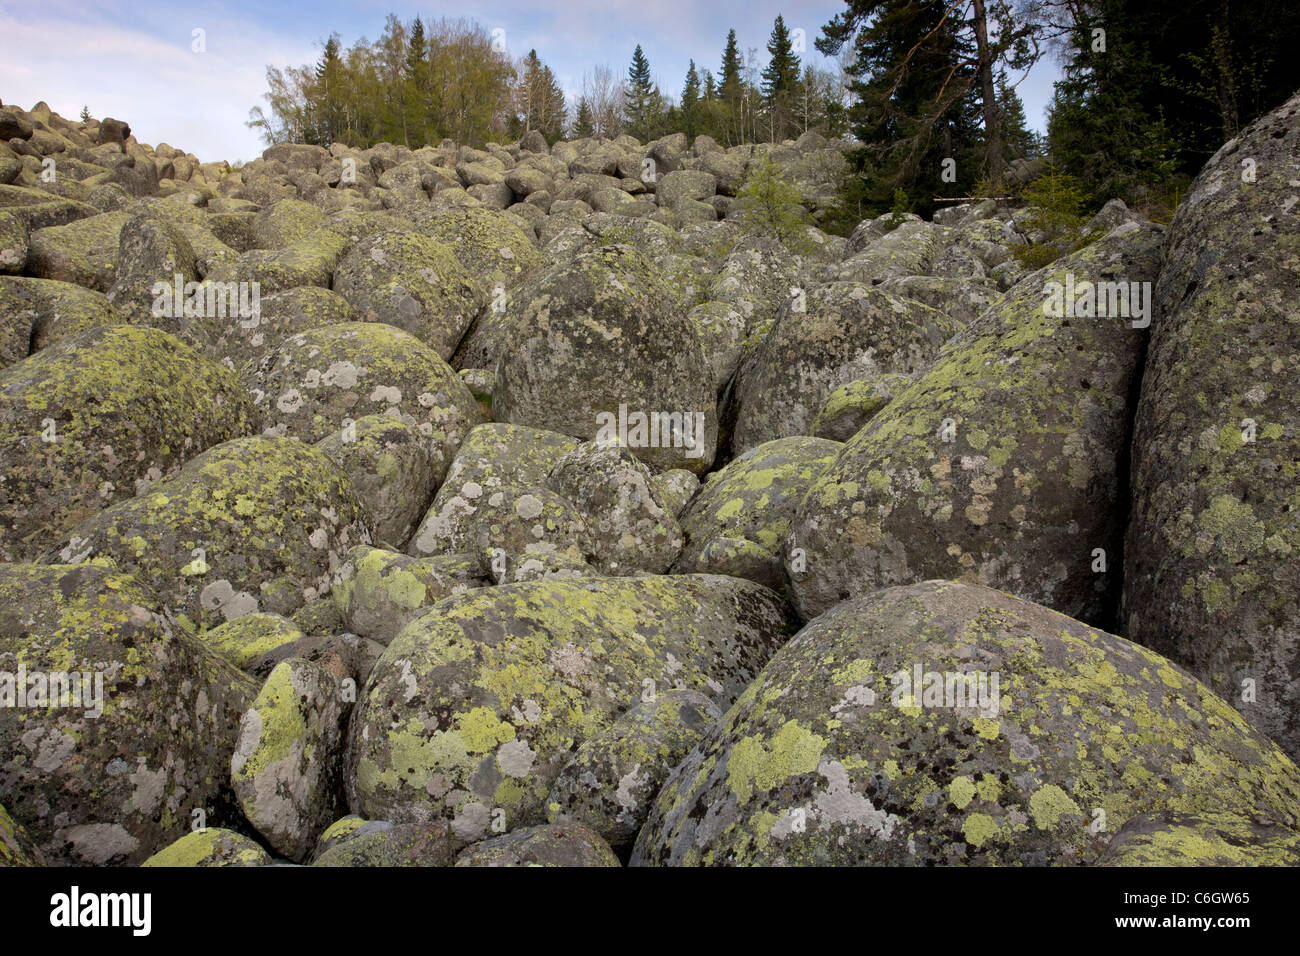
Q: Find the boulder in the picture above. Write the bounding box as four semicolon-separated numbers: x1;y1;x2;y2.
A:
1124;90;1300;759
332;230;480;360
632;580;1300;866
346;574;795;839
245;322;482;462
493;245;717;474
0;324;255;561
545;689;721;852
41;436;370;630
786;223;1164;624
230;658;349;862
455;822;619;867
0;563;257;865
728;283;957;455
316;415;441;550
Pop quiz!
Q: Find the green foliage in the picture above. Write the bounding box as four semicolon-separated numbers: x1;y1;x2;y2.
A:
884;187;911;230
1012;166;1100;269
736;155;812;253
624;44;665;141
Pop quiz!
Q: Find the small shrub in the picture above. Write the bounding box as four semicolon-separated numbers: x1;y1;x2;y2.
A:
1012;165;1100;269
736;156;813;254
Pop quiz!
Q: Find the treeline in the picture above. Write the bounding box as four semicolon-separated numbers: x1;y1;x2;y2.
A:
820;0;1300;218
248;2;1300;221
246;14;853;151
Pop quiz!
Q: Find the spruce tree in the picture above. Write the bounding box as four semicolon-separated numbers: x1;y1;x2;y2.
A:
681;60;702;138
762;14;802;141
573;97;595;137
624;44;663;140
719;28;744;144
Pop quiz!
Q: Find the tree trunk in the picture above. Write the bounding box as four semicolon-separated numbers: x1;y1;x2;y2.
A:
972;0;1003;188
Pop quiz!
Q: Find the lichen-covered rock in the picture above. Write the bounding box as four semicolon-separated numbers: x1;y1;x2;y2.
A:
689;300;750;395
459;482;595;583
332;545;487;645
786;223;1164;624
332;230;480;360
347;574;795;839
455;822;619;867
0;276;122;356
206;285;358;373
658;170;717;207
42;436;370;630
413;205;542;295
0;804;44;867
1098;810;1300;866
203;224;350;295
728;283;957;455
546;689;721;851
546;441;682;575
835;218;947;285
1123;91;1300;759
231;657;348;861
675;436;841;591
26;211;129;290
312;820;458;866
651;469;700;519
707;235;801;334
140;828;273;867
245;322;482;460
0;210;27;275
632;580;1300;866
251;198;325;249
878;274;999;328
493;245;718;474
810;373;912;442
408;423;580;556
202;613;306;672
0;563;257;865
0;324;256;561
316;415;440;550
103;213;196;328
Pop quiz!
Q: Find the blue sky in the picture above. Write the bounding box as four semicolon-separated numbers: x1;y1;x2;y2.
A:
1;0;1062;163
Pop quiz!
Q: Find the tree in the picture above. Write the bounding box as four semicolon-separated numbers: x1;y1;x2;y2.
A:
762;14;802;141
405;16;429;144
718;28;745;144
582;64;625;138
680;60;702;138
310;33;348;146
573;97;595;137
624;44;664;140
513;49;567;142
79;105;91;124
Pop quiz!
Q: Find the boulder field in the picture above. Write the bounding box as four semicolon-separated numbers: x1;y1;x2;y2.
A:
1;95;1298;867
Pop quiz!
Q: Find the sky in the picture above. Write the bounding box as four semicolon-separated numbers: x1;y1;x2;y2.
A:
0;0;1062;164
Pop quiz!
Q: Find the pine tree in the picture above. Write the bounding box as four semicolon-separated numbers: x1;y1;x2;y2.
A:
718;28;744;144
405;17;429;145
514;49;567;142
762;15;803;141
997;71;1037;161
311;34;347;146
680;60;702;138
818;0;978;215
79;105;91;124
624;44;663;140
573;97;595;137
